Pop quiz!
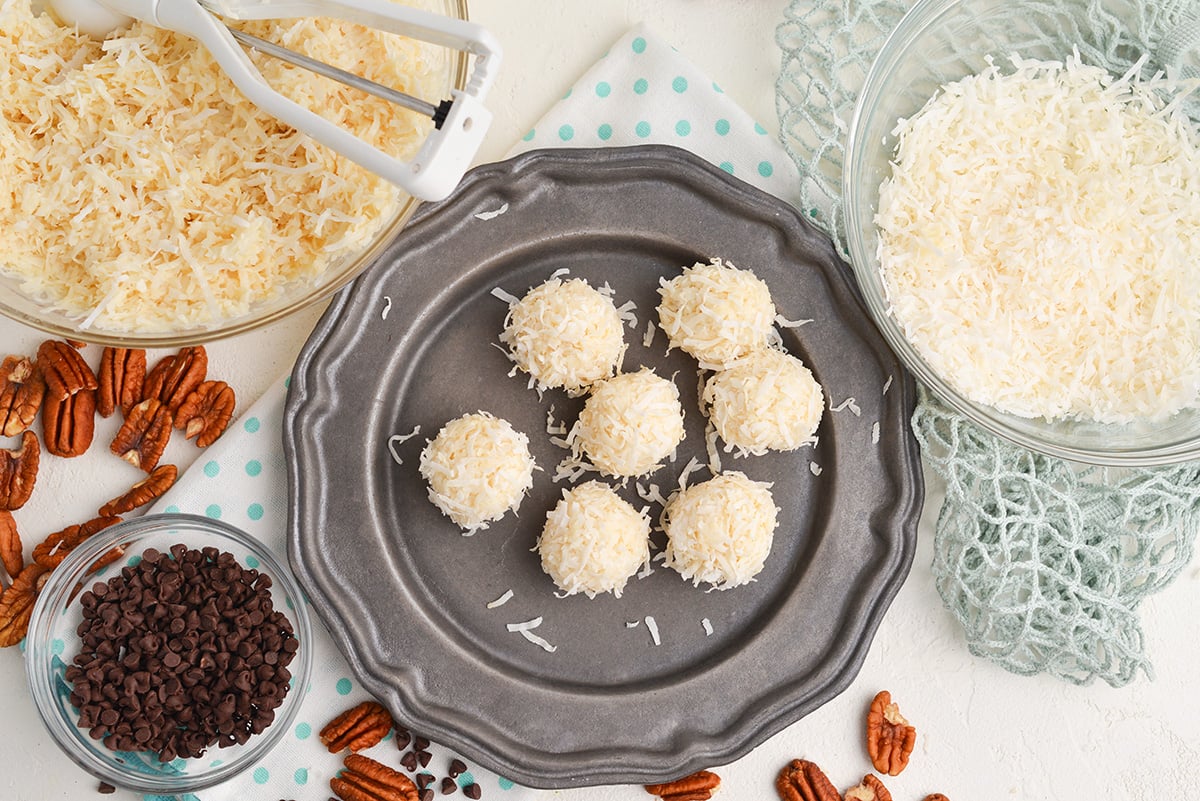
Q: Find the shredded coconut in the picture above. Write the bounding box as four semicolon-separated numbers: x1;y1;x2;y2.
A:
701;618;713;636
474;203;509;221
644;615;661;646
486;589;514;609
385;426;421;466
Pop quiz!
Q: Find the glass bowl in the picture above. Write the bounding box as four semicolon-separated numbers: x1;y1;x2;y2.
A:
0;0;469;347
842;0;1200;466
25;513;313;794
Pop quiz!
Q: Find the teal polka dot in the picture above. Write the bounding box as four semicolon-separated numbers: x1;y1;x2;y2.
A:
597;123;612;141
631;36;646;54
758;161;774;177
715;119;731;136
719;162;735;174
203;461;219;478
498;777;515;790
675;120;691;136
210;760;223;767
672;76;688;93
712;81;724;93
754;122;768;135
562;87;572;100
205;504;222;519
253;767;269;784
336;678;353;695
243;417;261;433
809;208;820;218
126;555;142;567
557;124;574;142
51;638;65;656
294;768;308;786
165;505;180;514
596;81;611;98
633;78;648;95
458;771;475;787
635;121;651;138
295;722;312;740
248;503;264;521
246;459;262;477
283;376;291;389
521;129;535;142
245;555;260;569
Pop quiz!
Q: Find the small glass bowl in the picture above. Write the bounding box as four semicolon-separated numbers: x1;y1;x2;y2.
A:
25;513;313;795
843;0;1200;466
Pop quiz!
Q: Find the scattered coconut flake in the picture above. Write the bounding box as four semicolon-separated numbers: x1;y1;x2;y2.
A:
637;559;655;579
486;589;514;609
506;617;544;632
549;267;571;279
643;318;657;348
882;375;894;395
775;313;813;328
625;620;641;629
474;203;509;221
545;406;567;436
704;420;723;475
381;295;392;320
676;456;706;492
616;299;639;330
636;482;670;508
830;395;861;416
644;615;661;646
872;421;881;444
386;426;421;465
520;629;558;653
701;618;713;636
490;286;520;305
810;462;823;476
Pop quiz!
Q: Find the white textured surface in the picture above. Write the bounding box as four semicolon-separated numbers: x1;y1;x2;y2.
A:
1;1;1198;799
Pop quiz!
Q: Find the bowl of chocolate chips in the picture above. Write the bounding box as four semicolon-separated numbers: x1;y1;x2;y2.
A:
24;513;313;794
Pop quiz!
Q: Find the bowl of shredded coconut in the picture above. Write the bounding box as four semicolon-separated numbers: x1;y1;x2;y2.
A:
843;0;1200;465
0;0;466;344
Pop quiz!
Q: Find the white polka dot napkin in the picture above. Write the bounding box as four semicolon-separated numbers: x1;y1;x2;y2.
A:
506;23;802;208
148;22;796;801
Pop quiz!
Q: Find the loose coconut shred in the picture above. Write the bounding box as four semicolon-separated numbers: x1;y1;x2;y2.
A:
0;0;439;331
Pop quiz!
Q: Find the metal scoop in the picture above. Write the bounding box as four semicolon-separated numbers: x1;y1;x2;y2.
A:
46;0;500;201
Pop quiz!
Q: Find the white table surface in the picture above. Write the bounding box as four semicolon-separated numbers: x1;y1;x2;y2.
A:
2;2;1198;799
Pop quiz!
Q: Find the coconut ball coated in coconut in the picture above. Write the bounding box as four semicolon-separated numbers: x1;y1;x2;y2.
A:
703;348;824;455
656;258;776;368
567;368;686;478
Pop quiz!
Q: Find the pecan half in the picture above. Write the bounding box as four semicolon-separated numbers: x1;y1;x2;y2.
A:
175;381;235;447
866;691;916;777
846;775;892;801
97;347;146;418
330;753;418;801
0;563;48;647
111;398;172;471
0;431;39;511
33;515;122;570
98;464;178;517
645;769;721;801
0;511;22;580
0;355;45;436
776;759;838;801
42;388;97;458
922;795;951;801
37;340;98;400
320;700;395;753
143;346;207;413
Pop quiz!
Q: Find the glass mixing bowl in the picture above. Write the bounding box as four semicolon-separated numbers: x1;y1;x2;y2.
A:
0;0;469;347
843;0;1200;466
25;514;313;794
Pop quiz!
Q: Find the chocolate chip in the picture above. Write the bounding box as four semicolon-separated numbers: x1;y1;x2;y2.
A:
419;790;435;801
448;758;468;778
395;729;412;749
97;781;116;794
441;777;458;795
416;773;436;790
400;750;419;771
413;735;431;750
417;749;432;767
463;783;482;800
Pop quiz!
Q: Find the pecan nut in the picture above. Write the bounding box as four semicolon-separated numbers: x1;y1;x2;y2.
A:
97;347;146;418
0;431;40;511
111;398;173;471
0;511;22;581
0;563;48;647
866;690;916;777
922;795;951;801
37;340;98;400
330;753;418;801
143;346;207;413
98;464;178;517
33;515;122;570
776;759;839;801
846;775;893;801
320;700;395;753
645;769;721;801
175;381;235;447
0;355;45;436
42;388;97;458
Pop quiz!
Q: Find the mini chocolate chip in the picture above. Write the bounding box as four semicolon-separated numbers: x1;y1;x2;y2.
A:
448;758;468;778
441;776;458;795
414;735;431;750
463;783;481;800
417;749;432;767
416;773;436;790
395;729;412;750
419;790;435;801
97;781;116;794
400;750;419;772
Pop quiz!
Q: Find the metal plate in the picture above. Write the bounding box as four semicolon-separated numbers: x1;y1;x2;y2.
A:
284;145;923;789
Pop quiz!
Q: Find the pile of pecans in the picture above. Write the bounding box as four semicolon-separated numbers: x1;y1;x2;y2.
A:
319;700;485;801
0;341;235;648
65;544;298;761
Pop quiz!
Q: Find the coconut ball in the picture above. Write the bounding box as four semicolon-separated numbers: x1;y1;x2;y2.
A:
656;257;776;368
663;472;779;590
538;481;651;598
500;277;626;395
703;348;824;455
418;412;536;533
568;368;686;478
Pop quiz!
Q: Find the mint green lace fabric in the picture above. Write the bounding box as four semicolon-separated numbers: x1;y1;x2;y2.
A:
776;0;1200;686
